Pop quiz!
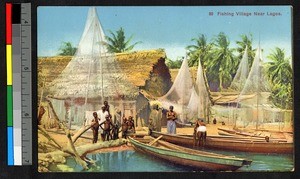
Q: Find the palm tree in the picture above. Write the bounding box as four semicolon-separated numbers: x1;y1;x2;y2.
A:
266;47;292;109
105;27;141;53
58;42;77;56
236;34;256;68
267;47;292;84
207;32;236;91
186;34;212;67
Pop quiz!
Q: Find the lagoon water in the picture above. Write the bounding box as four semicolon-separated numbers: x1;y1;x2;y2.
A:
49;149;293;172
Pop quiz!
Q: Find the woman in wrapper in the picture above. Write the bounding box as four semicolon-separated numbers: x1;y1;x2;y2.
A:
166;106;177;134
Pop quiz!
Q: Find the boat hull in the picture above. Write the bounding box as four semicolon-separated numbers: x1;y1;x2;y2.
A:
129;137;249;171
151;131;293;154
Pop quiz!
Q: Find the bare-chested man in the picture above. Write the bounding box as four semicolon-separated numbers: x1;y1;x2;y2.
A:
121;117;128;139
91;112;100;143
99;115;114;141
127;116;135;133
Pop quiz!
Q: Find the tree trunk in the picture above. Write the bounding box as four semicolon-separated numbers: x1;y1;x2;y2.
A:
40;97;128;170
202;68;214;105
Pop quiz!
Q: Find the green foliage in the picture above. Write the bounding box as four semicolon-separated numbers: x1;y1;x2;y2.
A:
266;47;293;109
186;34;212;68
58;42;77;56
165;57;183;69
207;32;236;90
105;27;141;53
269;83;293;109
184;32;293;98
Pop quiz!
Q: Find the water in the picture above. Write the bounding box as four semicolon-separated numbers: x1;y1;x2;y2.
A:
50;150;191;172
49;149;293;172
202;148;294;172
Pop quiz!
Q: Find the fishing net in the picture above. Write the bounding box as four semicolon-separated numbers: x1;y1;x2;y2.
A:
230;46;249;91
228;45;273;128
47;7;140;126
212;45;280;128
158;59;193;122
187;59;210;120
239;46;270;95
159;57;210;123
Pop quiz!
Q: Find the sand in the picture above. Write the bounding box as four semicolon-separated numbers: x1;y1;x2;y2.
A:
38;121;293;154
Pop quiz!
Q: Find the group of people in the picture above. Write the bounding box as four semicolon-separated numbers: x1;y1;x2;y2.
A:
121;116;135;139
151;105;207;146
90;101;115;143
90;101;136;143
148;105;178;135
90;102;207;144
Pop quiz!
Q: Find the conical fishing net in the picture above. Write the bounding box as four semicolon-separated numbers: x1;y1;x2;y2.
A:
47;7;139;126
187;59;210;120
230;46;249;91
158;59;193;122
239;46;270;95
234;45;272;128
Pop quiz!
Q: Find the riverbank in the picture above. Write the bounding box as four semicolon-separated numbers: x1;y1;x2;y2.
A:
39;121;293;151
38;121;293;172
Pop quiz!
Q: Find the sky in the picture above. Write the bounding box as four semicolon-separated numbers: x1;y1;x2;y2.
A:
38;6;292;61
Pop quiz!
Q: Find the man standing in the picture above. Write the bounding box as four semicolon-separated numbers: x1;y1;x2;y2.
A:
103;101;110;115
149;104;162;132
121;117;129;139
196;119;207;146
99;105;109;141
128;116;136;133
91;112;100;143
166;106;177;134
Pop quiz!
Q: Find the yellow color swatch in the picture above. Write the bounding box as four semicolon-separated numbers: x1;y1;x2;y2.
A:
6;45;12;85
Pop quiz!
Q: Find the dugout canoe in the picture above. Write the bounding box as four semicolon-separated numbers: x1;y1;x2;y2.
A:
128;136;251;171
218;128;270;138
151;131;293;154
218;128;290;141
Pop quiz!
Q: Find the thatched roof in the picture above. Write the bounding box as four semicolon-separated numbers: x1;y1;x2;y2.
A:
116;49;166;87
38;49;167;99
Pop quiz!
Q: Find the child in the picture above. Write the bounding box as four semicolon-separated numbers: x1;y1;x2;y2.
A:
99;115;114;141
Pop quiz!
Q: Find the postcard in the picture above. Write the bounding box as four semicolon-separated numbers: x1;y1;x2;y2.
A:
37;6;293;172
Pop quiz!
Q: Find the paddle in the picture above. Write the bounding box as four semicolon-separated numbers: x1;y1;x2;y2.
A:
149;135;163;146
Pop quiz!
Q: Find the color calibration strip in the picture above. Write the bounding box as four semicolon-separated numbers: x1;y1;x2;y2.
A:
6;3;32;166
6;3;13;166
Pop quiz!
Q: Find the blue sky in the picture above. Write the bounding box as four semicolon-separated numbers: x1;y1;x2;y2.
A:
38;6;292;61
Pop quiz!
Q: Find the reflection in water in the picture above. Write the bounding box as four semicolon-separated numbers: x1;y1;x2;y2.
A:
51;150;293;172
84;150;189;172
201;148;294;172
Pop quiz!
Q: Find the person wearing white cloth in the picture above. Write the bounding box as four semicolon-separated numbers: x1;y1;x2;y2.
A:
99;105;109;141
197;125;207;132
196;119;207;146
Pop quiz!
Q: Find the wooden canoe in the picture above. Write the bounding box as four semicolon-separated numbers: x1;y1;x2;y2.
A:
151;131;293;154
128;136;252;171
218;128;290;142
218;128;269;138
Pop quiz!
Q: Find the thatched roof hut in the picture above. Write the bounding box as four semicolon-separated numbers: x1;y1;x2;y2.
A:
38;49;172;125
38;49;172;99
